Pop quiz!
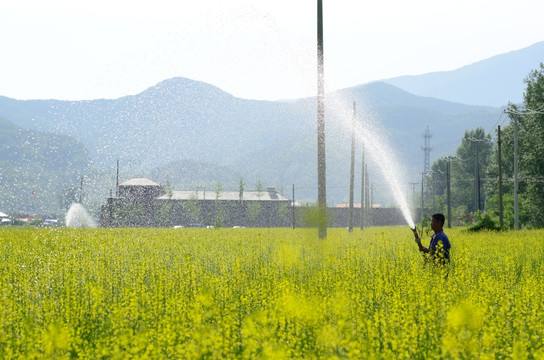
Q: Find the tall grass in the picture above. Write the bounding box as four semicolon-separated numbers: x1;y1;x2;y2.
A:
0;227;543;358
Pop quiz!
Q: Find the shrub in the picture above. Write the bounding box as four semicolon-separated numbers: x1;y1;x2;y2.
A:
467;212;500;232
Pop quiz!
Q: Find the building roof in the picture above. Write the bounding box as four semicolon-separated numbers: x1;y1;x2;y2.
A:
0;211;8;218
158;190;289;202
119;178;161;187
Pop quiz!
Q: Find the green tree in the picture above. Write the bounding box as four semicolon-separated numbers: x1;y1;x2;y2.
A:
246;202;262;225
215;181;223;200
214;181;226;227
485;193;530;228
156;201;173;227
238;178;245;205
450;127;493;214
255;180;264;199
277;202;290;224
127;203;145;227
184;188;201;224
516;65;544;227
426;157;449;199
214;206;227;228
58;185;79;211
164;180;173;199
487;63;544;227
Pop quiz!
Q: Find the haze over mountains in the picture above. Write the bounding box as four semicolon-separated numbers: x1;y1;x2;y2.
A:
1;41;543;214
383;41;544;107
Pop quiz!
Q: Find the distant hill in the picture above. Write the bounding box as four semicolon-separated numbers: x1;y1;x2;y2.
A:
0;78;500;207
149;159;244;191
382;41;544;106
0;117;100;215
10;40;544;212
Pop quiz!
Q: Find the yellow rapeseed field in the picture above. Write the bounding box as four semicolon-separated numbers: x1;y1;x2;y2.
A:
0;226;543;359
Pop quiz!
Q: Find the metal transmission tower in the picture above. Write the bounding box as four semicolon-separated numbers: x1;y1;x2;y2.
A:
422;124;433;175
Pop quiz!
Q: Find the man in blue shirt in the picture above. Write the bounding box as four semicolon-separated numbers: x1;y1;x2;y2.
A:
414;213;451;264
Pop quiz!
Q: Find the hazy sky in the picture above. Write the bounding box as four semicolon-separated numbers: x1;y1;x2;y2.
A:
1;0;543;101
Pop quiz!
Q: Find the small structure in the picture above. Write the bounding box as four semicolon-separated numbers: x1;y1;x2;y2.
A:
13;214;36;223
0;211;11;225
100;178;291;228
118;178;164;203
43;219;59;227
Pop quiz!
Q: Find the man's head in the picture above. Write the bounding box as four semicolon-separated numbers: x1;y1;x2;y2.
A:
431;213;445;231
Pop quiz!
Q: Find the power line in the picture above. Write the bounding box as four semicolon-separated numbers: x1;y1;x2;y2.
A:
489;110;506;135
466;136;490;142
504;107;544;115
450;155;471;162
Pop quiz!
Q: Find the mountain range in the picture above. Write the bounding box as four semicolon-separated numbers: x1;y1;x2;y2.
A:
383;41;544;106
0;116;95;214
1;41;543;214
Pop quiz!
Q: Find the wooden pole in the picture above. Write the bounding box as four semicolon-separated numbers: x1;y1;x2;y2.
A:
317;0;327;238
348;102;356;232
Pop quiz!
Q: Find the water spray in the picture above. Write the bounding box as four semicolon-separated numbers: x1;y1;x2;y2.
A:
321;89;417;232
65;203;96;228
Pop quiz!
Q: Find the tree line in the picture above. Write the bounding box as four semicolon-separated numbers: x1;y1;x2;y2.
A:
425;63;544;228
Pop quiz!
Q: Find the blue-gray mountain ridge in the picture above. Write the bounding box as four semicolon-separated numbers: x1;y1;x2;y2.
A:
0;80;499;209
383;41;544;107
3;41;541;212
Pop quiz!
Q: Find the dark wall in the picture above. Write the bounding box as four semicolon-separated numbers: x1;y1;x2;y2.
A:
328;207;408;227
100;198;291;228
100;198;420;228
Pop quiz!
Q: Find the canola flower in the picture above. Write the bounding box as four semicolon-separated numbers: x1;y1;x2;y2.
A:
0;226;543;359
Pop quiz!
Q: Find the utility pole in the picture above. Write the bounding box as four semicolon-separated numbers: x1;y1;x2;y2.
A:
116;159;120;197
348;102;356;232
504;108;522;230
316;0;327;238
292;184;296;229
360;143;365;230
446;159;452;228
109;189;113;226
370;183;374;213
365;165;370;227
475;141;481;213
514;116;519;230
421;173;424;234
498;126;503;226
79;176;83;204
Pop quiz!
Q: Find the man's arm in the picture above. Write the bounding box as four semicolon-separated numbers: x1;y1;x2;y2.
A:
415;237;430;253
413;231;430;254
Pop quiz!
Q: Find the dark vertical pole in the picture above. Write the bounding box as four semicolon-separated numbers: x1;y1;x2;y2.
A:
475;141;481;213
447;159;452;228
116;159;120;197
348;102;356;232
360;143;365;230
79;176;83;204
514;117;519;230
317;0;327;238
498;126;503;226
292;184;296;229
109;188;113;227
370;182;374;226
421;172;424;234
365;165;370;227
410;181;416;214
